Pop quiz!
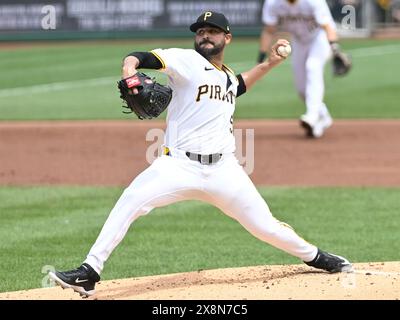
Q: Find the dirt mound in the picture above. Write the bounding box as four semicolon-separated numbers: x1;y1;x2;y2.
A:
1;262;399;300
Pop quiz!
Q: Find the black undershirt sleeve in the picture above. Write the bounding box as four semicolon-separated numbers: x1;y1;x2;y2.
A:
126;51;163;70
236;74;247;97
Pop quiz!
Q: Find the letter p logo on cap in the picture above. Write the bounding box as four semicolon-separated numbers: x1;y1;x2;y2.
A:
204;12;212;21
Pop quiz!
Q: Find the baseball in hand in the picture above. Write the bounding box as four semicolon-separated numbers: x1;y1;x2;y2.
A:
277;44;291;58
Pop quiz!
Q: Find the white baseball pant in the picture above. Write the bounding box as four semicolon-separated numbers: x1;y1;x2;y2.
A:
84;149;317;274
291;30;332;119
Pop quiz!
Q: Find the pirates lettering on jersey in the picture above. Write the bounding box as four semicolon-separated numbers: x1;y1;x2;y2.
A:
279;15;317;25
196;84;235;104
278;15;318;32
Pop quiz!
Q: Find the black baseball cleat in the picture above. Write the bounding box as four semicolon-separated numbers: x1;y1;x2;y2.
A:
49;263;100;297
304;249;353;273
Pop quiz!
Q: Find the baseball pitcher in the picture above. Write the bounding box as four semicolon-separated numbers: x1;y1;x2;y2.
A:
49;11;352;297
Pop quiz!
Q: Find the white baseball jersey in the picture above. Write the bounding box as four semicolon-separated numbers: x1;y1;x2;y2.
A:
151;48;238;154
262;0;335;43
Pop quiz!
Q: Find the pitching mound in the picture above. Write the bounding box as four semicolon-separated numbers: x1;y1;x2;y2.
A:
1;262;399;300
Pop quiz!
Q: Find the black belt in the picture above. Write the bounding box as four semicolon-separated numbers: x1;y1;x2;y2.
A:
185;151;223;165
163;147;222;165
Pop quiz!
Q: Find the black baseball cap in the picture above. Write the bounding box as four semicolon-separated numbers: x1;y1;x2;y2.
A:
190;11;230;34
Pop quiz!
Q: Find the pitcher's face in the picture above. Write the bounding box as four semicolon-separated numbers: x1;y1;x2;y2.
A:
194;26;231;60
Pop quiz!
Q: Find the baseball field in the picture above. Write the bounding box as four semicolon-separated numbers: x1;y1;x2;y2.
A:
0;38;399;300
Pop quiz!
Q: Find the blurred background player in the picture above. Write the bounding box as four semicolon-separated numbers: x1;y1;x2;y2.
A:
258;0;344;138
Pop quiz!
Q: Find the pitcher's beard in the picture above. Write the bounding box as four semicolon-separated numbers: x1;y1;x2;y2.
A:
194;41;225;60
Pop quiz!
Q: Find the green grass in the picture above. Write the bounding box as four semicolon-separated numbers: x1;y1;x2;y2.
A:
0;186;399;293
0;38;399;120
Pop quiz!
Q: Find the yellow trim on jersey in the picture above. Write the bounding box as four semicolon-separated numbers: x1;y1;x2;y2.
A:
211;62;222;71
150;50;166;70
222;64;235;75
210;63;235;77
